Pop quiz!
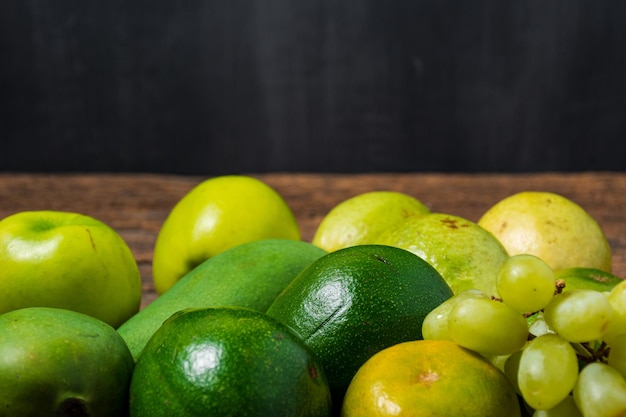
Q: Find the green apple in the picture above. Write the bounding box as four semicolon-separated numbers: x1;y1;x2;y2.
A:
0;307;134;416
152;175;301;294
0;210;141;328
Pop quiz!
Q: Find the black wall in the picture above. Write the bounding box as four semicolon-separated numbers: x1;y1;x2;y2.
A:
2;1;625;174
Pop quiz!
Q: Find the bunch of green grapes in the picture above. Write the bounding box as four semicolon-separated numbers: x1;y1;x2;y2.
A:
422;254;626;417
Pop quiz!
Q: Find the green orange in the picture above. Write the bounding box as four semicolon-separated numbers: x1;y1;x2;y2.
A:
341;339;521;417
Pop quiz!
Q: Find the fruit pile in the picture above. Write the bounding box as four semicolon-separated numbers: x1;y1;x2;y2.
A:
0;174;623;416
423;253;626;416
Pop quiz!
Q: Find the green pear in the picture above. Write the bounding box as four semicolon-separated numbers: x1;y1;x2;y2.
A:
152;175;301;294
376;212;509;297
478;191;612;273
312;191;430;252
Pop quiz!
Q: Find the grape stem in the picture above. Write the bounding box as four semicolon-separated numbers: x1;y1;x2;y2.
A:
554;278;566;294
574;340;610;364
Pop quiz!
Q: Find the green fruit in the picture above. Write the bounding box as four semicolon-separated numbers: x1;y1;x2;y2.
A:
152;175;301;294
341;339;522;417
0;307;134;417
118;239;326;361
129;307;332;417
312;191;431;252
478;191;612;273
555;267;623;293
0;210;142;328
376;212;509;297
266;244;454;404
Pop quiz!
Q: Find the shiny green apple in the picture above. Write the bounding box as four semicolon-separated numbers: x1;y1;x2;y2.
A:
0;307;135;417
152;175;301;294
0;210;142;328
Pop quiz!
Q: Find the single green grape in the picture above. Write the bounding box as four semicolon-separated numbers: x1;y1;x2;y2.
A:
503;349;523;395
604;280;626;344
448;297;528;356
608;333;626;378
518;334;579;411
573;362;626;417
532;395;582;417
421;289;488;341
497;254;556;313
544;289;614;343
484;353;511;373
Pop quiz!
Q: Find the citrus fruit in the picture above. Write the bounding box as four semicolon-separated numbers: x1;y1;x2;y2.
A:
0;307;134;417
129;307;332;417
341;339;521;417
152;175;301;294
376;212;509;297
312;191;430;252
118;239;326;361
478;191;612;272
266;244;453;404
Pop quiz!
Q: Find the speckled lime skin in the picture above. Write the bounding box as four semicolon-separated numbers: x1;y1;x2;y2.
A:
0;307;134;417
129;307;332;417
266;244;454;404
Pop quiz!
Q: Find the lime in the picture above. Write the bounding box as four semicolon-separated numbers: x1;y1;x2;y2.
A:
129;307;332;417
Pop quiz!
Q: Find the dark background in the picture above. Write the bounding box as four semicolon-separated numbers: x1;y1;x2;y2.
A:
1;1;625;175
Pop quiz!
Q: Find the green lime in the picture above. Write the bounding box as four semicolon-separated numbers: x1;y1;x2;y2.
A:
129;307;332;417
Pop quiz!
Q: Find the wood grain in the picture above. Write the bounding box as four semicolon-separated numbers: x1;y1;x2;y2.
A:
1;172;624;308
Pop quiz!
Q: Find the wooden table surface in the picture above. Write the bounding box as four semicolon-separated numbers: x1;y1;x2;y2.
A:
1;172;624;308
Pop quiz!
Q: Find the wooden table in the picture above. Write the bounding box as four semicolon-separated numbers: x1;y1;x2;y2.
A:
1;172;624;308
